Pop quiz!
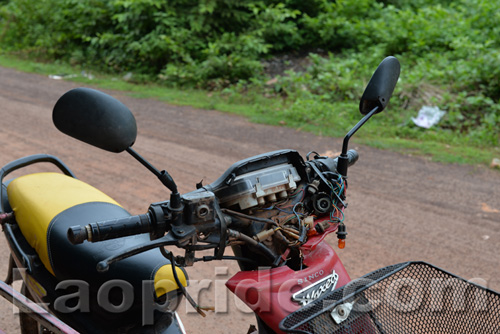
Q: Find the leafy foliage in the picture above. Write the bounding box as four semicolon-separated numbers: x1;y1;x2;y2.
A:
0;0;499;147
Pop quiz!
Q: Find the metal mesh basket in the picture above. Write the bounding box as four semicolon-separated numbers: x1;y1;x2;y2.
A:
280;261;500;333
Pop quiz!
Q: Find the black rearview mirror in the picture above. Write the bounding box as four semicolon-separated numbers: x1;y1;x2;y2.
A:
53;88;137;153
359;56;400;115
337;56;400;177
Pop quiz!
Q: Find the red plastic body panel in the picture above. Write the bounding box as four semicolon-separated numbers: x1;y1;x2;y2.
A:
226;236;350;333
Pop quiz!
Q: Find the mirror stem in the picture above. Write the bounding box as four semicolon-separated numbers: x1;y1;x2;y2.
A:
126;147;179;195
337;106;379;177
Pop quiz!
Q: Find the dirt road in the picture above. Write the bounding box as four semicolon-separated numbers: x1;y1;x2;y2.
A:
0;66;499;333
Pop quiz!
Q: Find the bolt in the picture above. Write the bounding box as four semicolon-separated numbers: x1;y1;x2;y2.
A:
338;307;345;316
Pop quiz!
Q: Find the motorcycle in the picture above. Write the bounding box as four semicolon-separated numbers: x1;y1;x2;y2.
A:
1;56;497;334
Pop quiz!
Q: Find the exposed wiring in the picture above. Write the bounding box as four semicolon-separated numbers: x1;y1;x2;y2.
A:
330;202;344;223
258;188;306;216
290;188;305;200
227;229;278;264
293;202;307;244
221;208;278;226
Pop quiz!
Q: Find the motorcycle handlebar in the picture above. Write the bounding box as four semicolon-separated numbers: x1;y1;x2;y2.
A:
318;149;359;173
67;150;359;245
67;213;151;245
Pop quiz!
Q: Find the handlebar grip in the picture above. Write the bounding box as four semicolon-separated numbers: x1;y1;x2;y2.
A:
67;213;151;245
335;149;359;176
346;149;359;167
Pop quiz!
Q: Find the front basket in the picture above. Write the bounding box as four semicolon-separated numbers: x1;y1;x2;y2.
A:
280;261;500;333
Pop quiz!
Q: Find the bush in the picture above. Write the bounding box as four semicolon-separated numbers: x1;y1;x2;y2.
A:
0;0;498;146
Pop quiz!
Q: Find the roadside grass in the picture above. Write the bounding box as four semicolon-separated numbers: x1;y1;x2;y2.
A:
1;54;498;168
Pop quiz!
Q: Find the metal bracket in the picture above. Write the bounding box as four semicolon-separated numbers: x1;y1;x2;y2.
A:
330;301;354;324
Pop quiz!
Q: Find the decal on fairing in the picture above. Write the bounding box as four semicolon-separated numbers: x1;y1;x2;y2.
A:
291;270;339;306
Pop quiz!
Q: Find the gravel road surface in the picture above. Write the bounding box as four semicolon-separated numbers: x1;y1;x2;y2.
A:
0;66;499;333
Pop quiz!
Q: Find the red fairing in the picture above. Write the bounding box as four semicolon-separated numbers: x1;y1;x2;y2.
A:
226;240;350;333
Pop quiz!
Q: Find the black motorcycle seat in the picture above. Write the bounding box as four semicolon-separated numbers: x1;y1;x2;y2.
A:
7;172;186;298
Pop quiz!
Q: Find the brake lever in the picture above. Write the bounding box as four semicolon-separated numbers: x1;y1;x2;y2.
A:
95;232;186;273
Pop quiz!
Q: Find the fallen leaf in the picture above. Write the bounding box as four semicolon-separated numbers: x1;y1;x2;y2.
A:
481;203;500;213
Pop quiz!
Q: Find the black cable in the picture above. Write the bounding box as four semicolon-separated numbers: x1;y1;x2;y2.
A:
160;247;207;317
221;209;277;226
306;151;320;161
293;203;307;244
194;255;257;266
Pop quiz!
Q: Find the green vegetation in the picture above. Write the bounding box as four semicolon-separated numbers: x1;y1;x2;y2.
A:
0;0;499;166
